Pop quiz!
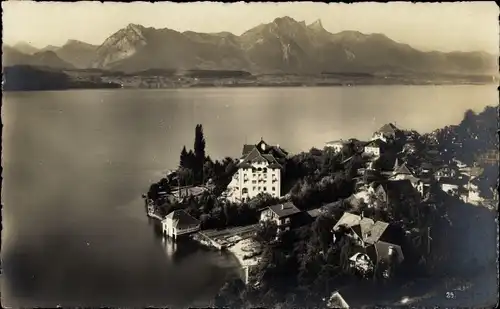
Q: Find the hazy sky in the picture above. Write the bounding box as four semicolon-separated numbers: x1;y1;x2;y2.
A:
2;1;499;53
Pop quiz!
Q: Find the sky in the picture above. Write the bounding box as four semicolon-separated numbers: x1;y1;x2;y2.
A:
2;1;499;54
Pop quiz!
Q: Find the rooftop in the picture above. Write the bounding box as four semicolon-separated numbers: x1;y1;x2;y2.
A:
266;202;302;218
164;209;200;229
365;139;386;148
239;138;287;168
327;291;349;309
377;123;400;135
333;212;389;245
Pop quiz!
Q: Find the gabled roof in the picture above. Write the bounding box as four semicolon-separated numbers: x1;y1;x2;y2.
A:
327;291;349;309
239;139;287;168
366;241;405;264
393;163;413;175
377;123;399;135
265;202;302;218
365;139;386;148
242;144;255;156
333;212;390;245
164;209;200;229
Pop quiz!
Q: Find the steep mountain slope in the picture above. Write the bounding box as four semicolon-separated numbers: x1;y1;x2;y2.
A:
54;40;99;68
3;45;75;69
86;16;498;74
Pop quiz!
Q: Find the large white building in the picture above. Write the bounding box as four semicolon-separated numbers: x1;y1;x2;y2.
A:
226;139;288;203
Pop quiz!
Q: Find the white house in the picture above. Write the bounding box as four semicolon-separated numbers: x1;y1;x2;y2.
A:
226;139;288;203
161;209;200;240
371;123;401;142
325;140;346;153
259;202;302;232
363;139;386;157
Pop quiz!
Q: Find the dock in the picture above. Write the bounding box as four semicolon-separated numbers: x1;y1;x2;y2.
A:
192;224;260;250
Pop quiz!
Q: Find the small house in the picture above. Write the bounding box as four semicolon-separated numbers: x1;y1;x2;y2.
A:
260;202;302;232
364;139;386;157
374;179;422;206
162;209;200;240
332;212;404;278
371;123;402;142
325;139;346;153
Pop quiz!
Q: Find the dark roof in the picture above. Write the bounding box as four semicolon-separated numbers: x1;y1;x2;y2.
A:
239;139;287;168
306;208;323;219
378;179;418;198
165;209;200;229
366;241;404;264
242;144;255;156
266;202;302;218
377;123;400;135
365;139;386;148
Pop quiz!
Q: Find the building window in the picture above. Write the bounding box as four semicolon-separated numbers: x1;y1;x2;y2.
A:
253;186;256;191
263;187;267;191
272;187;276;191
257;167;262;172
253;173;256;178
242;188;248;194
252;180;257;184
263;168;267;173
258;186;261;190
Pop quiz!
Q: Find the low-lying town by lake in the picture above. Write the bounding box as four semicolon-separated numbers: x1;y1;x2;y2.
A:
144;104;498;308
2;2;498;308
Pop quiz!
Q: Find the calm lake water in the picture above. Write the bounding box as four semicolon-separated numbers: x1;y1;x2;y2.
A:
1;85;497;307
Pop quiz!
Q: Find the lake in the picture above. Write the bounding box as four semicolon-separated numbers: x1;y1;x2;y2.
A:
1;85;497;307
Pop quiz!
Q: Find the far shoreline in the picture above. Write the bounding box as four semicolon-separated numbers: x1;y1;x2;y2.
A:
3;81;495;92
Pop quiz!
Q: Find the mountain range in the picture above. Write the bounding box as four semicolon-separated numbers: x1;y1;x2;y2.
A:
3;16;498;75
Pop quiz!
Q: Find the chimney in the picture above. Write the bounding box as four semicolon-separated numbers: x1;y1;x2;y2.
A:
281;204;285;210
388;246;394;256
360;211;364;219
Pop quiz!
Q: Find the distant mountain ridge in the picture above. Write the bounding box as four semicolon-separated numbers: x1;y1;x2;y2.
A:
4;39;99;69
4;16;498;75
3;45;75;69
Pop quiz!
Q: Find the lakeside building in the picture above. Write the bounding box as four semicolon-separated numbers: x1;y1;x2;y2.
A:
226;138;288;203
259;202;302;233
161;209;200;240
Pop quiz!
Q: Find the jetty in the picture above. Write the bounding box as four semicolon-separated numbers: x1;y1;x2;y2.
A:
192;224;260;250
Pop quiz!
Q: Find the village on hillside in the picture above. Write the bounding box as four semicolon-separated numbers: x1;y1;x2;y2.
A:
143;106;498;308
